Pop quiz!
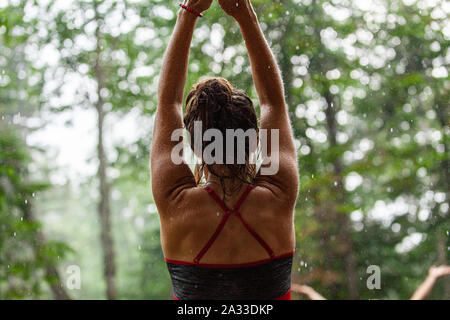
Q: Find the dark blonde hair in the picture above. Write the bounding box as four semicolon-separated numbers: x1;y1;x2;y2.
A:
183;77;259;196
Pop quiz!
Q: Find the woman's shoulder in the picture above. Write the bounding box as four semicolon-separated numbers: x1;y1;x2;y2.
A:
252;179;298;209
157;182;296;221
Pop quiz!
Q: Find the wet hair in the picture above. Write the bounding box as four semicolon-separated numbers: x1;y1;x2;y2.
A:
183;77;259;197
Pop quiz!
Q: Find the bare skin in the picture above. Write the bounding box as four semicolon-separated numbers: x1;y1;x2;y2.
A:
151;0;298;264
291;284;327;300
410;265;450;300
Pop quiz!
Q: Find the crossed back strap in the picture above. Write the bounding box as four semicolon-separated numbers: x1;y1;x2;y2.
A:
194;185;275;264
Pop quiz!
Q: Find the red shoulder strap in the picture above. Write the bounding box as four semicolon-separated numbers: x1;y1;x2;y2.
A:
194;185;274;264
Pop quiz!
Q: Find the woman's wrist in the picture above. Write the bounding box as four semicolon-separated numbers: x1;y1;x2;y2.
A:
178;7;199;22
426;273;439;283
184;0;210;16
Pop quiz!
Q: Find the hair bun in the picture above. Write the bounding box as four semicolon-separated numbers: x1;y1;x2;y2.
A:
197;82;231;112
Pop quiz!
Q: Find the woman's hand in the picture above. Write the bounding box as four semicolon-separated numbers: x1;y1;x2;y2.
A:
183;0;213;14
428;265;450;280
217;0;254;22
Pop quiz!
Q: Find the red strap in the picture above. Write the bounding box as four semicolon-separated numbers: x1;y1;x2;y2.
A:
195;185;274;264
235;210;275;259
194;209;232;264
233;185;254;212
204;186;229;213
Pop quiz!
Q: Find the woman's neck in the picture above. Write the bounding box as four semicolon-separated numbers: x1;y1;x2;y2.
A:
204;165;246;196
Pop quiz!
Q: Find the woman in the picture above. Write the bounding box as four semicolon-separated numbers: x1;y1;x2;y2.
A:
151;0;299;300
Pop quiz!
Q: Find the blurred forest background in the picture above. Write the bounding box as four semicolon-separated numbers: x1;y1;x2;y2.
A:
0;0;449;300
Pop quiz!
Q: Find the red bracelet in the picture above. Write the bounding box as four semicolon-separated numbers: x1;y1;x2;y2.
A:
179;3;203;18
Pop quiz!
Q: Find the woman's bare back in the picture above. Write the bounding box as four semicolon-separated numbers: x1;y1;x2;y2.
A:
160;184;296;264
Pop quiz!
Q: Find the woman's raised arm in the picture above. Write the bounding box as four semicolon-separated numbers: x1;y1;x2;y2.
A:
218;0;298;197
151;1;212;209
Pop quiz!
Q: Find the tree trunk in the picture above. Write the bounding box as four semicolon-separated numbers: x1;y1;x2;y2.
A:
324;92;359;299
23;202;71;300
434;94;449;299
93;11;117;300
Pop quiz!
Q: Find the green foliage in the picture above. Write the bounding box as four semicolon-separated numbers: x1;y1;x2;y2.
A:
0;128;71;299
0;0;448;300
